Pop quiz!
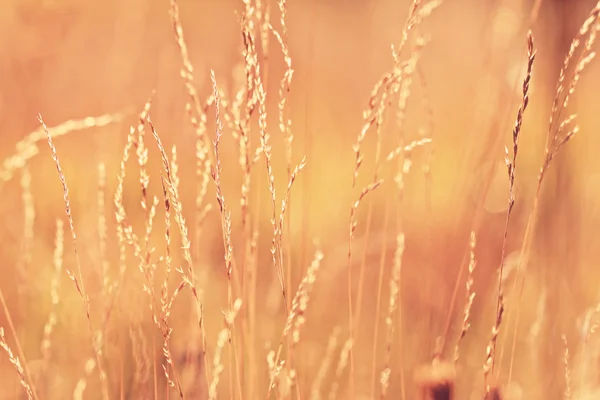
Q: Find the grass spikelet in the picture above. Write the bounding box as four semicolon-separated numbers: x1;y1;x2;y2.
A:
270;0;296;343
267;248;324;397
328;337;353;400
270;0;294;172
129;318;151;393
354;40;428;382
208;298;242;400
310;327;341;400
278;157;307;240
0;113;123;191
210;69;243;400
41;219;64;374
158;176;185;399
0;327;35;400
454;231;476;364
547;2;600;152
380;234;405;399
18;165;34;300
481;31;533;387
114;124;136;284
352;1;439;187
169;0;210;160
146;118;205;342
97;163;110;296
386;137;433;162
210;71;235;285
246;15;287;310
508;7;599;382
40;114;109;400
169;0;215;262
73;358;96;400
347;179;382;395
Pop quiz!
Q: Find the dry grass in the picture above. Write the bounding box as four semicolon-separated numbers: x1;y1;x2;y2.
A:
3;0;600;399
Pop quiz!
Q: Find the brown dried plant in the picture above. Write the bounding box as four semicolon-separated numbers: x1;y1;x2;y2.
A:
0;113;122;192
0;327;35;400
349;1;441;392
6;1;600;399
507;2;600;383
454;231;476;365
482;31;535;390
267;248;324;399
41;114;109;400
40;219;64;385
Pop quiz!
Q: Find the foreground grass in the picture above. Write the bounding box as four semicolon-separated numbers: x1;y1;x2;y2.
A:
1;1;600;399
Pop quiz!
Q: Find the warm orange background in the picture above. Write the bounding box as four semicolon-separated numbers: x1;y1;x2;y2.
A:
2;0;600;399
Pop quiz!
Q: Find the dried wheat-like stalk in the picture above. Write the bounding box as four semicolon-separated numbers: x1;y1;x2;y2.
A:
355;39;428;385
147;118;216;397
379;234;405;399
562;334;572;400
97;163;111;297
310;327;341;400
210;70;243;400
365;40;431;400
160;177;173;317
270;0;294;174
208;299;243;400
0;327;35;400
394;0;443;65
385;137;433;162
73;358;96;400
328;337;353;400
158;176;186;398
277;157;307;241
256;79;278;276
40;115;109;400
508;5;599;382
482;32;535;386
41;219;64;375
237;24;268;398
113;118;183;397
370;192;393;399
169;0;213;168
352;0;440;187
231;18;263;398
245;17;289;312
270;4;298;375
417;63;437;354
135;97;159;274
0;113;122;191
454;231;476;364
267;248;324;398
258;0;271;58
114;125;140;282
277;156;307;322
346;179;382;396
546;2;600;165
146;118;205;328
18;165;34;301
169;0;217;276
129;317;151;392
210;71;235;287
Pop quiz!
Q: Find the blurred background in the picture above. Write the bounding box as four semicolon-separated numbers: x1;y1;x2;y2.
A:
1;0;600;399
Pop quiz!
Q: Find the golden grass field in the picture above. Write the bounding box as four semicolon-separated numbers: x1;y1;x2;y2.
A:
2;0;600;399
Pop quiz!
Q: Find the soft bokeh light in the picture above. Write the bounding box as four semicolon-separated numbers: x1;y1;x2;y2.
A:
1;0;600;399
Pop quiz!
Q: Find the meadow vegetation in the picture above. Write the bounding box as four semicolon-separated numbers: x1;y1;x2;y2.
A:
1;0;600;399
